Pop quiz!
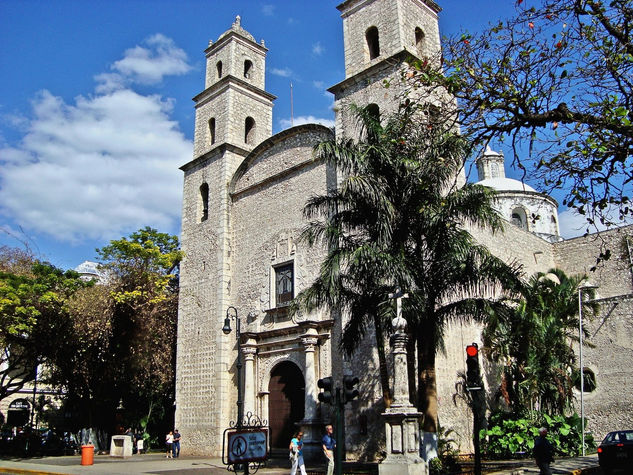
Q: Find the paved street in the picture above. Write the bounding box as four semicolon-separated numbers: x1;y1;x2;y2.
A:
0;453;603;475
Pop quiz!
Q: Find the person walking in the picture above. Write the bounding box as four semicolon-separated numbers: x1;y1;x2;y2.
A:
165;431;173;458
322;424;336;475
533;427;555;475
172;429;181;458
289;430;307;475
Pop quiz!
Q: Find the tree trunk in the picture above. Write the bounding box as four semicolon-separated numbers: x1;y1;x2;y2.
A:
416;326;438;460
374;314;392;407
407;329;417;406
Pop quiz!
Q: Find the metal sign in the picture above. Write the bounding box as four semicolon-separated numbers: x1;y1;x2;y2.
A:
227;429;268;464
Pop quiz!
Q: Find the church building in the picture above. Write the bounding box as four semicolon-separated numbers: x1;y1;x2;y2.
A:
175;0;633;458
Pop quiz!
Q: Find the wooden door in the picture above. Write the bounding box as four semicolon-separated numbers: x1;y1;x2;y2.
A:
268;361;305;448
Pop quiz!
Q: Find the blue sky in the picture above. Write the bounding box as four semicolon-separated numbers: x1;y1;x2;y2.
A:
0;0;590;270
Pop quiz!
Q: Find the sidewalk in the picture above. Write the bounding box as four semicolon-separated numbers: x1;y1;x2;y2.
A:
0;453;602;475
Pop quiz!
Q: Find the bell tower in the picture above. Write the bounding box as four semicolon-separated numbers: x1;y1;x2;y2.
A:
329;0;442;138
175;16;275;455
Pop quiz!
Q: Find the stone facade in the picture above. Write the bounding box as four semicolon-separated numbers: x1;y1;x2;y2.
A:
175;0;633;459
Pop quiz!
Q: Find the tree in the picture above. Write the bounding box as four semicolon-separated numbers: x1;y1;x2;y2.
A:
0;246;87;402
482;268;599;414
45;227;182;434
295;103;522;450
410;0;633;230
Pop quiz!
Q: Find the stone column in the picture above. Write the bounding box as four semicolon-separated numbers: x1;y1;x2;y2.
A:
299;327;321;462
242;343;257;417
379;314;427;475
302;336;319;420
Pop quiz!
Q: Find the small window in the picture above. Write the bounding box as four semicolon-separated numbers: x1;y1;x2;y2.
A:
511;208;528;230
245;117;256;144
575;367;597;393
216;61;223;79
200;183;209;222
366;26;380;60
244;60;253;79
415;27;425;57
490;163;499;178
209;118;216;145
275;263;294;306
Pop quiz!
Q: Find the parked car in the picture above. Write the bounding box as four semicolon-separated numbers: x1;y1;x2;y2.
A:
598;430;633;474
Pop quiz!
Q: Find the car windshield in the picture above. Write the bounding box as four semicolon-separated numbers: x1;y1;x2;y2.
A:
603;431;633;443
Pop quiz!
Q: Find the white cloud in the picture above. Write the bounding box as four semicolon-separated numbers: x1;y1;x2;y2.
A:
312;42;324;56
269;67;292;78
279;115;335;130
0;37;193;243
558;206;633;239
261;4;275;16
97;34;192;92
313;80;325;90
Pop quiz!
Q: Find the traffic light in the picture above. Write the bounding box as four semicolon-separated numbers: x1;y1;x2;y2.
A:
343;375;359;403
466;343;482;390
317;377;333;404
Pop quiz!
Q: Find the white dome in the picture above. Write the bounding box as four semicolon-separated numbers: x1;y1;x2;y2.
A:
476;177;536;192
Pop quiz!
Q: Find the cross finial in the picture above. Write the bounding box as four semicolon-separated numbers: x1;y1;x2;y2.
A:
388;288;409;332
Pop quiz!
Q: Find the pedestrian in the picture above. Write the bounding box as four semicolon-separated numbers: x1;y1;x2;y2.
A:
172;429;181;458
289;430;307;475
137;436;144;455
322;424;336;475
165;431;173;458
533;427;554;475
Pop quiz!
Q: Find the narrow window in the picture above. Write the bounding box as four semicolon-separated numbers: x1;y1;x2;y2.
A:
200;183;209;222
367;103;380;121
366;26;380;60
275;263;294;306
245;117;256;144
490;163;499;178
244;60;253;79
415;27;425;57
209;118;216;145
216;61;223;79
511;208;527;230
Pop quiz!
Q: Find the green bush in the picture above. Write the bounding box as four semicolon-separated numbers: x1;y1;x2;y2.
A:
480;411;594;459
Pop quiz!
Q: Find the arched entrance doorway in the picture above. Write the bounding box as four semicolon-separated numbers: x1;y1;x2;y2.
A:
7;399;30;427
268;361;304;449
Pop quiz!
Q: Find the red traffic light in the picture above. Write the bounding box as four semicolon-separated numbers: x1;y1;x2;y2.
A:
466;344;478;357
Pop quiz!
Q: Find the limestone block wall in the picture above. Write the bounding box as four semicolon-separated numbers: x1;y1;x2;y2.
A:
579;296;633;441
176;154;228;455
554;225;633;298
339;0;440;78
469;220;557;278
193;85;273;160
193;90;231;157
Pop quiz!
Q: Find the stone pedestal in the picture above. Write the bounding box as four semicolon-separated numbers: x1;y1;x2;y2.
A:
109;435;133;458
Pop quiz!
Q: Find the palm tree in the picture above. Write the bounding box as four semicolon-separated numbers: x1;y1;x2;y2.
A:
295;102;522;450
483;268;599;414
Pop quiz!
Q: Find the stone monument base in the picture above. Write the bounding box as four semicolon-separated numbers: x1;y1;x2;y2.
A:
379;457;428;475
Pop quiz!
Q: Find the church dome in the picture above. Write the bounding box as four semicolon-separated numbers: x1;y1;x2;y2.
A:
476;177;536;192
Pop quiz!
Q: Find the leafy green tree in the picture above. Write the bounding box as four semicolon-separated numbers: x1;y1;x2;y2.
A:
296;103;522;446
0;246;87;402
483;268;599;414
46;227;182;434
409;0;633;230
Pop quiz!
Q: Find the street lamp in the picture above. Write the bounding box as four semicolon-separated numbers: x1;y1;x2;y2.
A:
223;306;244;430
578;283;598;457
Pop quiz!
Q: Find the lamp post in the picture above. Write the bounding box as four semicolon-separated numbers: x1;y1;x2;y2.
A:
578;283;598;457
223;306;244;430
